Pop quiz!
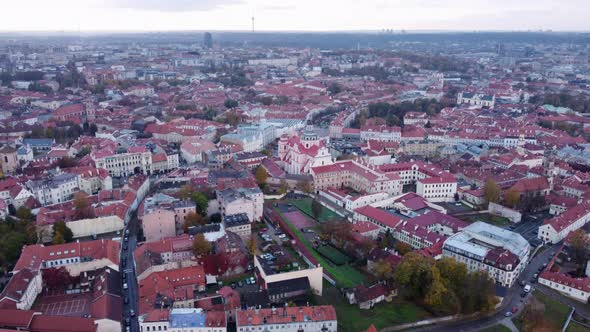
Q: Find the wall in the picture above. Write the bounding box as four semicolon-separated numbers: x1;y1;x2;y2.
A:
488;202;522;223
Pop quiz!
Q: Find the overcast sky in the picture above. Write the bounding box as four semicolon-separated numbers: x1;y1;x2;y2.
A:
1;0;588;32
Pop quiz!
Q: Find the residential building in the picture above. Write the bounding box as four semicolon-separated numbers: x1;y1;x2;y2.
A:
236;305;337;332
443;222;530;287
223;213;251;240
26;172;80;206
538;204;590;244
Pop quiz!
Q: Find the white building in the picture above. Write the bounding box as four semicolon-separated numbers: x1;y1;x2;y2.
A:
443;222;530;287
92;147;153;177
26;172;80;206
236;305;337;332
360;125;401;142
278;129;333;175
457;92;496;108
538;203;590;244
416;176;458;203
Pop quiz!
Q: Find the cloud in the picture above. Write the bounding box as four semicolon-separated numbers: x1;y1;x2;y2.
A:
261;4;297;11
104;0;243;12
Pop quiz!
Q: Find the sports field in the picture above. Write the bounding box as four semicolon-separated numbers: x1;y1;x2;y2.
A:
290;197;341;222
316;245;351;265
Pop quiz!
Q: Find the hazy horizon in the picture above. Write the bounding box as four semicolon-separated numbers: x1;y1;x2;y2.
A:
2;0;589;33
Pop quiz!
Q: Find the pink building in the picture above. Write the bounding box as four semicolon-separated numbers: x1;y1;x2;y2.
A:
142;209;177;242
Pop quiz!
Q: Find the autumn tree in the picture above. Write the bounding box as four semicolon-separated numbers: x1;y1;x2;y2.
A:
178;184;194;200
394;242;412;256
73;192;94;219
425;266;460;315
183;211;205;232
520;299;555;332
504;187;521;209
192;234;212;256
296;180;313;194
483;179;500;204
43;267;72;290
246;236;257;256
373;259;394;280
52;231;65;245
569;229;588;275
278;179;289;195
52;221;73;243
255;166;268;187
16;207;33;220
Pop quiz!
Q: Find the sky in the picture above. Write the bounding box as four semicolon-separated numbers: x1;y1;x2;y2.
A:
0;0;588;32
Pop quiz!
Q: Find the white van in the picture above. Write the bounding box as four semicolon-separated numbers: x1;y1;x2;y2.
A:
524;284;531;293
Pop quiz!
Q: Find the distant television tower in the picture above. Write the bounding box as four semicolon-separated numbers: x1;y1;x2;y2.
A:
251;16;255;32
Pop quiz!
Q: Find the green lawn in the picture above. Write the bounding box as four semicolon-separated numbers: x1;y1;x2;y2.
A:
479;324;512;332
567;321;590;332
290;197;341;222
515;291;571;331
462;213;511;226
276;208;365;287
316;245;351;265
536;291;571;329
316;282;431;332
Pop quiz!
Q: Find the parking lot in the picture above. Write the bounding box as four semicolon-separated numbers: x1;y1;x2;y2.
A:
506;212;551;246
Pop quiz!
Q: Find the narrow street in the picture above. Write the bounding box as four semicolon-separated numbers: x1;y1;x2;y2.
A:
121;211;141;332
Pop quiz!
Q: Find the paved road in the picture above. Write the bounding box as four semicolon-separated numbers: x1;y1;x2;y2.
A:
121;212;140;332
408;242;562;332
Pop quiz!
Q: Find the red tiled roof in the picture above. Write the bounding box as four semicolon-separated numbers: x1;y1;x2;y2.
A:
236;305;336;326
354;206;402;229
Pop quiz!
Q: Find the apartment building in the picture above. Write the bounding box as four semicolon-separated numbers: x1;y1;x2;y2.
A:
26;172;80;206
92;147;153;177
236;305;337;332
443;222;530;287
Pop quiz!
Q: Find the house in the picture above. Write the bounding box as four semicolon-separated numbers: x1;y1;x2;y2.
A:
0;268;42;310
26;173;80;206
0;310;98;332
180;138;217;164
346;283;393;309
223;213;251;240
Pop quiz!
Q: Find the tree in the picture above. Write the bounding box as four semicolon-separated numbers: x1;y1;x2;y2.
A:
43;267;72;290
483;179;500;204
394;252;434;300
394;242;412;256
73;192;93;219
311;199;323;220
209;213;222;224
16;207;33;220
504;187;521;208
296;180;313;194
52;231;65;245
373;259;394;280
255;166;268;186
192;234;212;256
381;229;395;249
425;266;459;315
327;83;342;95
178;184;194;200
192;192;209;216
52;221;73;243
224;99;238;109
183;211;205;232
246;236;257;256
569;229;588;274
278;179;289;194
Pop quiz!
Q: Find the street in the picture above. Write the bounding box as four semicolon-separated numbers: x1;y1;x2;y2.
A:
121;212;140;332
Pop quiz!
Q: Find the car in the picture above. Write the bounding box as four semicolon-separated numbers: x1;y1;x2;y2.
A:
129;309;135;317
123;283;128;290
250;277;256;284
533;273;538;279
125;318;130;326
521;292;527;298
123;244;128;251
125;229;130;235
261;228;268;232
520;280;526;287
231;283;236;289
124;297;129;304
512;306;519;313
238;281;244;288
505;311;513;317
277;234;287;239
245;278;251;285
524;285;531;293
530;278;537;284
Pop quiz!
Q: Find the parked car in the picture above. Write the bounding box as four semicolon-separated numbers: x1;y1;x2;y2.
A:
231;283;236;289
505;311;513;317
238;281;244;288
129;309;135;317
511;307;519;313
250;277;256;284
123;283;128;290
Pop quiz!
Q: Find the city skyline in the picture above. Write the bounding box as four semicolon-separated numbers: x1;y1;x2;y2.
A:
1;0;589;32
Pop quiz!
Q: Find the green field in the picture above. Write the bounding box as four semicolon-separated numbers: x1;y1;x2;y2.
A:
479;324;512;332
290;197;342;222
462;213;511;226
276;208;365;287
316;245;351;265
317;282;431;332
514;291;571;331
567;321;590;332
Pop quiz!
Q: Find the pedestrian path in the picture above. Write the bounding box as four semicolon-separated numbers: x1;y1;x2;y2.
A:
499;318;519;332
